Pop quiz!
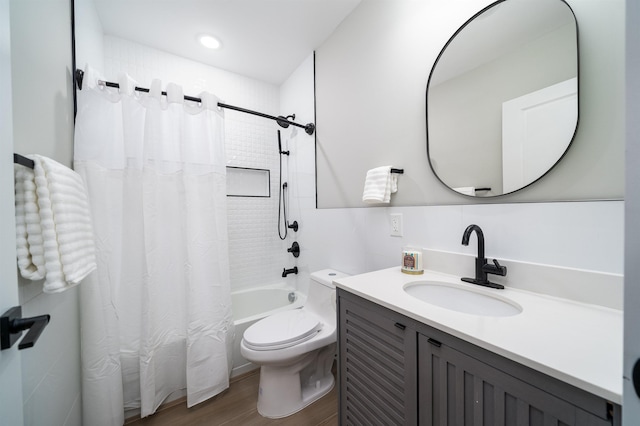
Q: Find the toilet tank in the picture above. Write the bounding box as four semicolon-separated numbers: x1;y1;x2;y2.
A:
306;269;349;320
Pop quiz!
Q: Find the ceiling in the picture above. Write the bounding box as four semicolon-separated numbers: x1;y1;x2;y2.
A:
91;0;361;85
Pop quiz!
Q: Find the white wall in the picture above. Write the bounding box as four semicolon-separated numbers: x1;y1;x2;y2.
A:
74;0;104;73
1;0;24;422
305;201;623;275
623;0;640;421
278;53;623;308
9;0;82;424
279;54;318;294
315;0;625;207
273;24;624;316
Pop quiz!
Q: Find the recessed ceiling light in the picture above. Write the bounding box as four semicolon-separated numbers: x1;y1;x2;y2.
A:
199;35;221;50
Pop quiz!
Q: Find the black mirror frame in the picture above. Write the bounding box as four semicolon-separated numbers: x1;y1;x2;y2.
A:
425;0;580;198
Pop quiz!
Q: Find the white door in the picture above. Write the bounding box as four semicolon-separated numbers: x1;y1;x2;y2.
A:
0;0;24;422
624;0;640;423
502;78;578;193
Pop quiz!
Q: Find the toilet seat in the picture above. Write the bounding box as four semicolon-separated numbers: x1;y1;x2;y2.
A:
243;310;323;351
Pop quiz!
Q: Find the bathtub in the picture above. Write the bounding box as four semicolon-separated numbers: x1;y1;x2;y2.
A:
231;285;305;377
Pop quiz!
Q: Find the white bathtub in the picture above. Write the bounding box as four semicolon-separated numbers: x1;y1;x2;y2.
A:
231;285;305;377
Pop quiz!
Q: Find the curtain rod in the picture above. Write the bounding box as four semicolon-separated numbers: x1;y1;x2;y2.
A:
75;69;315;135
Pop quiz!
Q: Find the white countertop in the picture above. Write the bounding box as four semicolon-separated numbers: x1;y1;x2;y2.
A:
334;267;623;404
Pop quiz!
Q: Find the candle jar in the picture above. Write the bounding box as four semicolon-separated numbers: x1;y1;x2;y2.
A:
401;246;424;275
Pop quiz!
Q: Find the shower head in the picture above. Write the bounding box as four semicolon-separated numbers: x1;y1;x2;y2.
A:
276;114;315;135
276;114;296;129
276;117;289;128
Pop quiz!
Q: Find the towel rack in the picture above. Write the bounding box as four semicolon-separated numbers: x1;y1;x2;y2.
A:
14;153;402;175
13;153;34;169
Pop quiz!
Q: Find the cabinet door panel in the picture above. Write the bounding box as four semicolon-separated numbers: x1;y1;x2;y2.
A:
339;292;417;425
576;408;614;426
343;308;407;374
419;334;579;426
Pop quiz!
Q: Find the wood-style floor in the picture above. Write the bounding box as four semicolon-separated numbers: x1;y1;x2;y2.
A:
125;368;338;426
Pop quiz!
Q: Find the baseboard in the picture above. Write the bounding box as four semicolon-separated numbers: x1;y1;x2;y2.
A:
231;362;259;379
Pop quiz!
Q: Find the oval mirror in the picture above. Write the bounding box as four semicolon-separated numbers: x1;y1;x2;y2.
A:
426;0;578;197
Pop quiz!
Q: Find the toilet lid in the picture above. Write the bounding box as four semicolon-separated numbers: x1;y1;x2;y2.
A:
243;310;322;351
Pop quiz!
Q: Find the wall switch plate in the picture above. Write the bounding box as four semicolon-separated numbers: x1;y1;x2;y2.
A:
390;213;403;237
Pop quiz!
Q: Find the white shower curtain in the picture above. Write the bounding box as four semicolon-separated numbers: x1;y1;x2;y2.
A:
74;69;234;424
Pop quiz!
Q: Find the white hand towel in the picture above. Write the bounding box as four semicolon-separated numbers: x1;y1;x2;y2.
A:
15;155;97;293
14;166;46;280
453;186;476;196
362;166;398;203
34;155;97;292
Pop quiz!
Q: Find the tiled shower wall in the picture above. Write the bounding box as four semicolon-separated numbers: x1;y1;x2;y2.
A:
102;36;297;291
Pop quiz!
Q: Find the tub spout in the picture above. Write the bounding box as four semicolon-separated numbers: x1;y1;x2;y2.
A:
282;267;298;277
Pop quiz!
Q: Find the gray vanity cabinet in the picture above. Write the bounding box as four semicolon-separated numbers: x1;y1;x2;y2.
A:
338;289;418;424
419;334;612;425
337;289;620;426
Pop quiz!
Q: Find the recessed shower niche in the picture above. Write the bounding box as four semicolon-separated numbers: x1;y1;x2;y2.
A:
226;166;271;198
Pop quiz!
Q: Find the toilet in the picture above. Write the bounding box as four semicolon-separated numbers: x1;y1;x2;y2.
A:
240;269;349;418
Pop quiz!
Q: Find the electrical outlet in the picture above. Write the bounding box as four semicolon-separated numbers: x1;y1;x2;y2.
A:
390;213;403;237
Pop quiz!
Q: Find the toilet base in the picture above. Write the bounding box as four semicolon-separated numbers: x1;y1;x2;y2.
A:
256;344;336;418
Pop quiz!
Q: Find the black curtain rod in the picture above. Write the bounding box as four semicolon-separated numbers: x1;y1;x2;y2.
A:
390;168;404;174
75;69;315;135
14;153;35;169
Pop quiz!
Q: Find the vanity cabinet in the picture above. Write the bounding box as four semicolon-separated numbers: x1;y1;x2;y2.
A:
337;289;620;426
338;288;418;424
419;334;612;425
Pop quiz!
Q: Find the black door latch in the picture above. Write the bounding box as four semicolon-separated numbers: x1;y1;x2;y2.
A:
1;306;50;350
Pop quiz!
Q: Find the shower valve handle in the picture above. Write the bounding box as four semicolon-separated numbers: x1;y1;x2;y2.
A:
287;242;300;258
287;221;299;232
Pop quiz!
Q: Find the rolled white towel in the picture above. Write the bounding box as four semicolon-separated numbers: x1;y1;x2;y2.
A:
362;166;398;204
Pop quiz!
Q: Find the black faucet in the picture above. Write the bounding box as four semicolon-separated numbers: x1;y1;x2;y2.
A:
282;266;298;277
461;224;507;289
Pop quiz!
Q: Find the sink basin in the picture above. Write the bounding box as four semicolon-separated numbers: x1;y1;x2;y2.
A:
403;281;522;317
